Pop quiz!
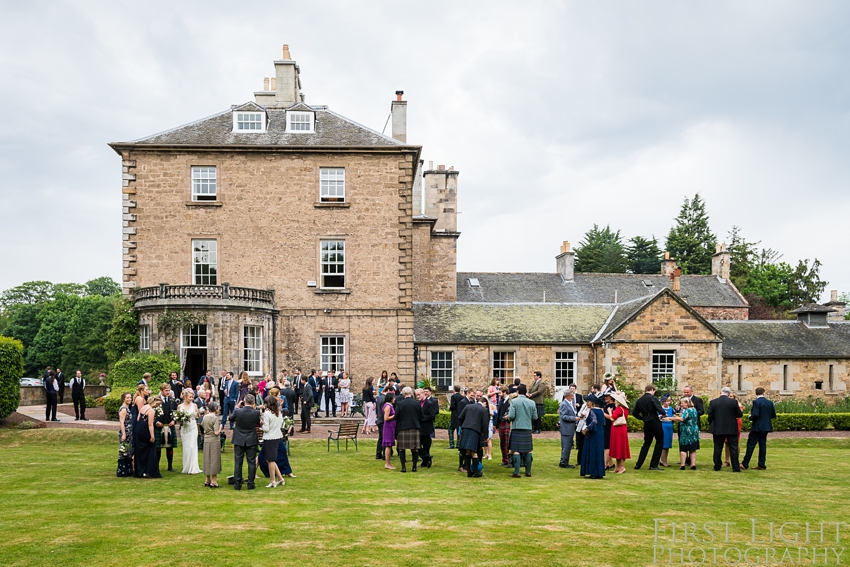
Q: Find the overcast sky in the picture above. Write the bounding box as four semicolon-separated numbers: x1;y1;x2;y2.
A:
1;1;848;301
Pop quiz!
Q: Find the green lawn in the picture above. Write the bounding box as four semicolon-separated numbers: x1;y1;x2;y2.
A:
1;429;849;567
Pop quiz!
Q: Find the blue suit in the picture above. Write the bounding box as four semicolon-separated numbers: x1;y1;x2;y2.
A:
742;396;776;469
221;379;239;430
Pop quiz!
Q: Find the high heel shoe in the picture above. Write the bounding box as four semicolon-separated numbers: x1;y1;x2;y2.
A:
266;482;277;488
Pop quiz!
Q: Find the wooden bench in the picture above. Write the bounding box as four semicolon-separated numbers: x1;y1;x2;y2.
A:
327;421;362;452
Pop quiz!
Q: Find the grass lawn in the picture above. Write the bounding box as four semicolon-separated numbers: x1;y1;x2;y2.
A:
1;429;849;567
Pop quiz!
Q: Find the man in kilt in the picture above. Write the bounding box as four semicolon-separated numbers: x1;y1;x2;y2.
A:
458;396;490;478
154;382;179;472
394;387;423;473
447;384;464;449
507;383;537;478
495;385;512;466
418;387;439;468
455;389;474;471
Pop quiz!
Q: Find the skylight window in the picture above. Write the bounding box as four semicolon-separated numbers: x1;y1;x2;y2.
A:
232;111;265;132
468;278;480;287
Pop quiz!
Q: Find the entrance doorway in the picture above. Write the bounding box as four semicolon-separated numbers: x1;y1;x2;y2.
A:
184;349;207;388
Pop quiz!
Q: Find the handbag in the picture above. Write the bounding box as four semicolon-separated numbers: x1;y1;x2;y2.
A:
612;412;627;427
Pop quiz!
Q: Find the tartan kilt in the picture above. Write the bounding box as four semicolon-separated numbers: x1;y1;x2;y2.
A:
155;425;178;450
396;428;420;450
509;430;533;453
458;428;484;453
498;420;511;439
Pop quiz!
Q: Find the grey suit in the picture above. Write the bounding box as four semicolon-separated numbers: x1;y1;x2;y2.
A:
558;397;578;466
229;406;261;488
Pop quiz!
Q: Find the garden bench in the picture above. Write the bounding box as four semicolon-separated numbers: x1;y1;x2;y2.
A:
327;421;362;452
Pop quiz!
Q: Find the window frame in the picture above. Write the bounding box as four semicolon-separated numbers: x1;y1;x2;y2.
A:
139;325;150;352
232;111;266;133
180;325;208;350
554;351;576;387
192;239;218;285
287;111;315;133
319;167;346;203
651;350;676;383
320;336;345;372
492;351;516;384
191;166;217;202
242;325;263;376
430;351;454;392
320;239;346;289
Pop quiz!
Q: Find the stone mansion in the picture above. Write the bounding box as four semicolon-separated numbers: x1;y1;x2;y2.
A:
110;46;849;401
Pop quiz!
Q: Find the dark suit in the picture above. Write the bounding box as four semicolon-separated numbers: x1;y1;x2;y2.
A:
291;374;302;412
395;396;423;433
44;377;58;420
229;406;261;489
689;395;705;418
299;383;314;432
418;396;439;466
309;375;321;417
495;396;512;464
56;372;66;404
323;376;338;417
742;396;776;469
70;376;86;419
448;392;465;448
281;387;297;415
708;394;743;471
632;392;665;469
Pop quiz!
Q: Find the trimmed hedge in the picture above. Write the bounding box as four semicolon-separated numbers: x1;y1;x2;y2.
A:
110;352;180;390
102;391;127;420
829;413;850;431
0;336;24;420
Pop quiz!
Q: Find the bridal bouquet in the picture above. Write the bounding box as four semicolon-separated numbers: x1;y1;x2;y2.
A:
118;440;132;457
173;408;194;426
154;406;163;418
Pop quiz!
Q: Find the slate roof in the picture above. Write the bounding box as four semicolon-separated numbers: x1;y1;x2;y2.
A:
413;303;614;344
457;272;747;308
713;321;850;358
111;103;409;148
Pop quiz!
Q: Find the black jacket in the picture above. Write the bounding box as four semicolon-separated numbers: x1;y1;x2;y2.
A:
495;396;512;427
229;406;261;446
632;393;663;423
300;383;314;408
749;397;776;433
280;388;297;413
708;395;743;436
449;393;465;428
458;402;490;435
395;396;423;432
690;395;705;418
157;395;178;427
420;396;439;435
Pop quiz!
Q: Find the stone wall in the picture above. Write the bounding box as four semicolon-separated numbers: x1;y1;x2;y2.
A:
19;385;108;406
722;358;849;400
613;294;720;342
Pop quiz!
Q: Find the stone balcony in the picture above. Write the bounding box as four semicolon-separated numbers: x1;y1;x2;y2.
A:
134;283;275;311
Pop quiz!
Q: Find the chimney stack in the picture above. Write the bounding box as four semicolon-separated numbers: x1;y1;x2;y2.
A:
254;45;301;107
423;162;459;232
661;251;678;277
263;77;270;91
557;241;575;282
391;90;407;143
712;242;731;280
825;289;846;321
671;267;681;293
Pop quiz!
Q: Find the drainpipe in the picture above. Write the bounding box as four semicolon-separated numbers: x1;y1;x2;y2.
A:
592;343;598;386
413;345;419;386
272;312;278;378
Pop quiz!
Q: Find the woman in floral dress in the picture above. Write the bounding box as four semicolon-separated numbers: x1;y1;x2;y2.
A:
117;393;134;477
673;397;700;470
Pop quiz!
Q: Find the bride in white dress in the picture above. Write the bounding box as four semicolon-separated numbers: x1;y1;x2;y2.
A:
178;391;202;474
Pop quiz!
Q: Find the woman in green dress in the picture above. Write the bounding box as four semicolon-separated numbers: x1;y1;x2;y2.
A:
672;397;700;470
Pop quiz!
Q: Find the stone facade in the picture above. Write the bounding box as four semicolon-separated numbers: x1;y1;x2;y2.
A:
722;358;849;400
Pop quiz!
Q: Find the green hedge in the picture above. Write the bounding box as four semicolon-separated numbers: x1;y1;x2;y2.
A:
0;336;24;420
102;391;127;420
110;352;180;390
829;413;850;430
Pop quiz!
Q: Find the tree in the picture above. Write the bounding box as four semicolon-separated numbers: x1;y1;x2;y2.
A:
26;292;80;373
665;194;717;275
726;226;759;290
0;303;42;376
740;258;827;315
61;295;116;376
85;277;121;297
0;336;24;419
626;236;662;274
105;297;139;366
787;259;827;307
574;224;628;273
0;281;56;308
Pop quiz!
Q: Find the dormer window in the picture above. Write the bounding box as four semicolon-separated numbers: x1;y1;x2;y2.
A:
232;111;266;132
287;111;314;133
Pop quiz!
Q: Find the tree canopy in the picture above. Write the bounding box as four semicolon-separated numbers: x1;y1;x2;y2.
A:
574;225;628;273
665;193;717;275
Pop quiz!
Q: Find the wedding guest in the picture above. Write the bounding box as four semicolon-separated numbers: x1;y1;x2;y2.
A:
723;391;744;467
169;372;184;400
708;387;743;472
418;386;439;468
487;378;499;405
201;401;222;487
280;381;297;416
339;371;352;418
579;395;605;479
298;376;313;433
608;391;631;474
394;387;423;472
381;392;397;470
448;384;464;450
155;383;178;472
258;374;269;399
660;394;675;467
362;378;377;434
632;384;665;470
137;398;162;479
601;391;615;470
261;396;285;488
672;397;700;470
178;390;201;475
558;389;578;469
238;371;252;403
481;394;496;460
495;386;512;466
229;394;261;490
741;387;777;471
117;392;134;477
458;396;490;478
44;370;59;422
507;384;537;478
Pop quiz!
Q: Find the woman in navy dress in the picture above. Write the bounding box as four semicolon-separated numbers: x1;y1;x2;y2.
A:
580;395;606;479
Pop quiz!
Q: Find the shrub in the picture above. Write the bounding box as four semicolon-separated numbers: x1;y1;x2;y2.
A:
0;335;24;420
541;414;559;431
829;413;850;430
85;395;98;409
435;410;450;430
543;398;559;415
772;413;830;431
102;391;126;420
110;352;180;390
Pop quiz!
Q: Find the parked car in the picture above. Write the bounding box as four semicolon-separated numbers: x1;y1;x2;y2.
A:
20;377;44;387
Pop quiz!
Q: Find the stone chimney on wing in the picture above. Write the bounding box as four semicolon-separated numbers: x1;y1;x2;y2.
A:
661;251;678;277
825;290;846;321
391;90;407;143
712;242;731;280
423;164;458;233
254;44;303;107
557;241;575;282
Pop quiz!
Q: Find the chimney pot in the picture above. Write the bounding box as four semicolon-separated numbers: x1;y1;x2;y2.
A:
664;251;670;260
263;77;270;91
282;44;291;60
270;77;276;90
428;160;433;170
832;290;839;302
438;164;445;171
396;90;404;101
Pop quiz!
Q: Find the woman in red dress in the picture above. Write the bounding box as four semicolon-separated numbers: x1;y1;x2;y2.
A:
607;391;631;474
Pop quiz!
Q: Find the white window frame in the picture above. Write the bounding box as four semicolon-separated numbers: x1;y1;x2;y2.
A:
320;240;345;289
320;167;346;203
191;166;217;201
139;325;150;352
554;351;576;387
287;111;315;133
320;336;345;372
192;239;218;285
651;350;676;383
181;325;207;350
430;351;454;391
492;351;515;384
243;326;263;376
232;111;266;132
